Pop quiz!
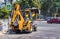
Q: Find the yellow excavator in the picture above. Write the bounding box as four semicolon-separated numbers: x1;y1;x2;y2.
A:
9;4;36;33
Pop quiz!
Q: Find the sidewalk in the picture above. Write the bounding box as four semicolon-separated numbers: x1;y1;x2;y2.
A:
34;20;47;23
0;31;5;36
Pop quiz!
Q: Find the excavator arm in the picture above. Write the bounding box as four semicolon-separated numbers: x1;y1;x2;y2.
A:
11;10;17;23
10;4;24;30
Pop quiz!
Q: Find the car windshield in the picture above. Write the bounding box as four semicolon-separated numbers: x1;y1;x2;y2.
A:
50;17;60;20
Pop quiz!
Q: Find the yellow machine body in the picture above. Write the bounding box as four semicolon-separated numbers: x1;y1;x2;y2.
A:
10;4;33;32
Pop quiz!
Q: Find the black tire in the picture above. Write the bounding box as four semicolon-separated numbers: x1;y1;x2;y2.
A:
58;22;60;24
48;22;52;24
24;28;32;33
47;22;49;24
47;22;51;24
33;26;37;31
15;30;20;34
34;27;37;31
8;30;15;34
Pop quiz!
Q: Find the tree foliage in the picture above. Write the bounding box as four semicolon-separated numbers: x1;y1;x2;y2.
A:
41;0;60;17
31;0;41;9
0;6;9;18
14;0;41;9
1;6;9;13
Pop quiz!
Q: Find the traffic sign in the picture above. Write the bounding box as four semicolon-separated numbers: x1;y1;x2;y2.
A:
6;4;12;11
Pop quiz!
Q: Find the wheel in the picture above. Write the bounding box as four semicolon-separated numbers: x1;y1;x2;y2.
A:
47;22;51;24
24;27;32;33
32;25;37;31
15;30;20;34
47;22;50;24
34;26;37;31
58;22;60;24
8;29;16;34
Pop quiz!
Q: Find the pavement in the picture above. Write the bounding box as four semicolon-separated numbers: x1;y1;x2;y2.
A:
0;31;5;36
0;19;60;39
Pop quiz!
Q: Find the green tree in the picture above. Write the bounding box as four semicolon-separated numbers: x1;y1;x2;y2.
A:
31;0;41;9
55;0;60;16
40;0;58;17
0;6;9;18
1;6;9;13
14;0;41;9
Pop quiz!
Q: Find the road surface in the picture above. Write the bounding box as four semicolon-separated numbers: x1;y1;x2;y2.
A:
0;20;60;39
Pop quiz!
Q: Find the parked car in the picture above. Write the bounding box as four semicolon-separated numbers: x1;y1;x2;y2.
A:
40;15;45;21
46;17;54;20
45;17;51;20
47;18;60;23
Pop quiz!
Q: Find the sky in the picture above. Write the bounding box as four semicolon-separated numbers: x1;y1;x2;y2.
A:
0;0;4;2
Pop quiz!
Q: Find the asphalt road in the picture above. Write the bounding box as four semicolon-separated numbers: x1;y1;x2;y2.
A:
0;20;60;39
